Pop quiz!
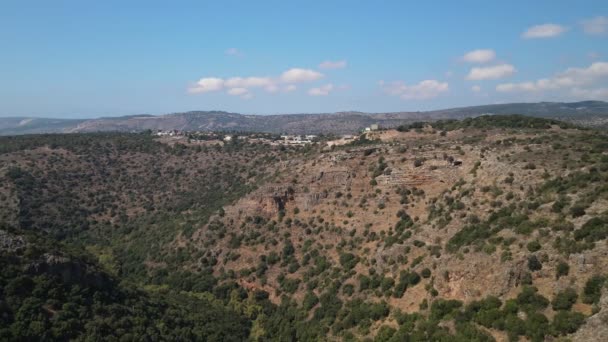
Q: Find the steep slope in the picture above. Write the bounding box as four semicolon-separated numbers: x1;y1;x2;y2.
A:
2;117;608;340
188;118;608;340
0;227;252;341
0;133;299;341
0;133;290;276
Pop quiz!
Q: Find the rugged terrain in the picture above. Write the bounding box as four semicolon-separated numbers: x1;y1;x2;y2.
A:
2;101;608;136
1;115;608;341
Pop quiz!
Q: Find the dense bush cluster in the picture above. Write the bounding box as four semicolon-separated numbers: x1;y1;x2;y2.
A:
0;229;251;341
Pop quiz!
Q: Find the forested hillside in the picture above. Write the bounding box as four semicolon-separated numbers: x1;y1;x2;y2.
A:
0;226;252;341
2;116;608;341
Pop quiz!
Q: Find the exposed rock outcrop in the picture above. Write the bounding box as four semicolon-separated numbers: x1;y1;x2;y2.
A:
0;229;26;252
26;252;111;290
571;290;608;342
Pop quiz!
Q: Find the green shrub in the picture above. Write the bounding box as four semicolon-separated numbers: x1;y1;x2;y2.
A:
339;253;359;271
526;240;541;252
516;286;549;312
551;288;578;311
569;205;586;218
527;255;542;271
446;224;492;252
302;291;319;311
343;284;355;296
574;217;608;243
524;312;549;341
380;277;395;292
374;325;396;341
430;299;463;320
583;275;606;304
336;299;389;331
556;261;569;279
465;296;503;328
277;274;300;294
552;311;585;335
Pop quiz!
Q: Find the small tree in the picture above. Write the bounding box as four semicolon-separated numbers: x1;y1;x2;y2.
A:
551;288;578;311
528;255;542;271
556;261;569;279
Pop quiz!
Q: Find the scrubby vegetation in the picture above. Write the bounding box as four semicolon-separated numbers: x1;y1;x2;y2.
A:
2;115;608;340
0;227;252;341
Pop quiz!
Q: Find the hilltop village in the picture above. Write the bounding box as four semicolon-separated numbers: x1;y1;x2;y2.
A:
152;123;381;147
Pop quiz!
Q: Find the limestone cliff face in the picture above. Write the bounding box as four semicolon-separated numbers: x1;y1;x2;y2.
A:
572;291;608;341
225;185;297;218
225;167;356;218
194;128;608;332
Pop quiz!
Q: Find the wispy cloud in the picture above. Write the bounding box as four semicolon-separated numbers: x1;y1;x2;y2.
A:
225;48;242;56
522;24;567;38
319;60;347;70
225;77;273;88
280;68;324;83
582;16;608;35
308;84;334;96
227;87;249;96
571;87;608;99
496;61;608;99
466;64;516;80
381;79;449;100
589;51;601;60
462;49;495;63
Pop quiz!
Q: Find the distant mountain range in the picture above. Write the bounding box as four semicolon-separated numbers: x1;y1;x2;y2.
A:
2;101;608;136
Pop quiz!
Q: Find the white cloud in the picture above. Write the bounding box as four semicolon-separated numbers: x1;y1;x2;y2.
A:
582;16;608;35
308;84;334;96
382;79;449;100
225;48;241;56
188;67;324;96
571;87;608;99
319;60;347;70
462;49;496;63
496;62;608;98
224;77;273;88
188;77;225;93
227;87;249;96
496;82;537;92
471;85;481;92
280;68;324;83
522;24;567;38
265;84;279;93
466;64;516;80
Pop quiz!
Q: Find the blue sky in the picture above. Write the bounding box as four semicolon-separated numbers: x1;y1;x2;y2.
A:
1;1;607;118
